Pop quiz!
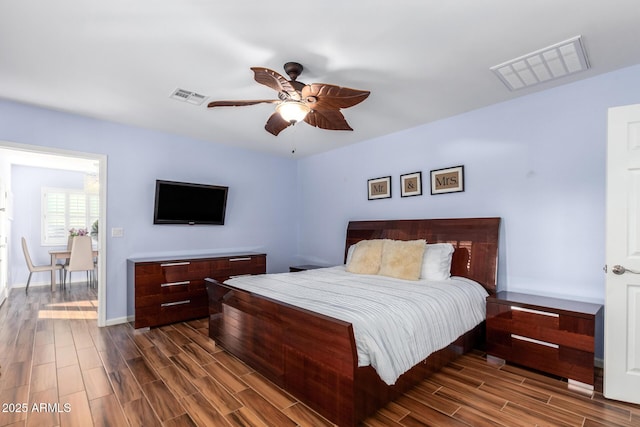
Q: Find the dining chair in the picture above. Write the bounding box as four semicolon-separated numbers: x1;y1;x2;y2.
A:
64;235;96;288
21;237;63;294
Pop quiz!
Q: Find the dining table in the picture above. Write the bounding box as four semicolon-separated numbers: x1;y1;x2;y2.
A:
48;248;99;291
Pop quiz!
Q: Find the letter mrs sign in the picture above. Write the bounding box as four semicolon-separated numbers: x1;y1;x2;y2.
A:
431;166;464;195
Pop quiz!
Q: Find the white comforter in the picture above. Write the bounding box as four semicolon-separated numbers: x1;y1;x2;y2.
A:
224;266;488;385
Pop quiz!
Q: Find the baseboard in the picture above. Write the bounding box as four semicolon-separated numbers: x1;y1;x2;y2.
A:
104;315;134;326
12;281;48;289
12;279;93;289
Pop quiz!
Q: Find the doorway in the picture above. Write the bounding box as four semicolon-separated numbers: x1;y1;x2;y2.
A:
0;141;107;326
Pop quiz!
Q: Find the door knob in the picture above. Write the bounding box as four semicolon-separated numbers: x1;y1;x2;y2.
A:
612;264;640;275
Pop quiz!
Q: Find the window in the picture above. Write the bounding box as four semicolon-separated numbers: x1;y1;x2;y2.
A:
42;188;99;246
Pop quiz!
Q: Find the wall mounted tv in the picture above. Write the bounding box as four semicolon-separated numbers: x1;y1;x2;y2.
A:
153;180;228;225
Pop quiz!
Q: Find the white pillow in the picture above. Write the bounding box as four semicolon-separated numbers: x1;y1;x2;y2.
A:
420;243;454;281
346;244;356;264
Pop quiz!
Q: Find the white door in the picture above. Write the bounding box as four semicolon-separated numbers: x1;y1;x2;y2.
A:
0;177;7;306
605;103;640;404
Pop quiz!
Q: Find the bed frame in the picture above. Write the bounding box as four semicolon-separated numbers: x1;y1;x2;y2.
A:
206;217;500;426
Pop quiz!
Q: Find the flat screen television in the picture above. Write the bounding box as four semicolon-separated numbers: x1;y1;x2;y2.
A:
153;180;228;225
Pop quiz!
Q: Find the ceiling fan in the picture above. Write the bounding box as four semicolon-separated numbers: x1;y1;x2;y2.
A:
207;62;370;136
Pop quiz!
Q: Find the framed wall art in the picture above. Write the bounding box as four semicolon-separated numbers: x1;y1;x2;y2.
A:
430;165;464;195
400;172;422;197
367;176;392;200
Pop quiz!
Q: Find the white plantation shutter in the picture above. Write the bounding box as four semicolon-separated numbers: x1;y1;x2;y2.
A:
68;193;86;230
42;188;99;245
88;194;99;231
43;191;66;244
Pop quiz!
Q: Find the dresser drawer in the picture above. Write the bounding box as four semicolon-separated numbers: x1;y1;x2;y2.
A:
136;296;208;328
229;255;266;275
158;296;208;325
159;278;206;296
210;254;266;282
134;260;210;295
131;252;267;329
160;260;211;282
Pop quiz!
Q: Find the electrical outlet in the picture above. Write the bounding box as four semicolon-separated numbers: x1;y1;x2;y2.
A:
111;227;124;238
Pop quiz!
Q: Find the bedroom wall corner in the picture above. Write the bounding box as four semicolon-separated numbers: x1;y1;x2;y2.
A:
0;99;299;322
295;64;640;307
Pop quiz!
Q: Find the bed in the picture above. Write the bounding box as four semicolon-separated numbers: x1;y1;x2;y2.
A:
205;218;500;426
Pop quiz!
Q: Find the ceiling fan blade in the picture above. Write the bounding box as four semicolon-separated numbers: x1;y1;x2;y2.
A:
304;109;353;131
207;99;279;108
251;67;299;99
264;112;293;136
301;84;370;110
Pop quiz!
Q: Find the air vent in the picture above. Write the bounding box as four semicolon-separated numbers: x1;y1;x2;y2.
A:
490;36;590;91
170;88;208;105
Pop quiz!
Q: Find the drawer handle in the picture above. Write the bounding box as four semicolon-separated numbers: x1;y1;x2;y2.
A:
161;280;190;287
160;261;190;267
161;299;191;307
511;334;559;349
229;257;252;262
511;306;559;318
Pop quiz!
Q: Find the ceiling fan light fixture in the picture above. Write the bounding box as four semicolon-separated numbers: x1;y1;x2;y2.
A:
208;63;370;135
276;100;310;123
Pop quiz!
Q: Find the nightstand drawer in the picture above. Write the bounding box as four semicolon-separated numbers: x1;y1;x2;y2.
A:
486;291;602;386
488;301;597;353
511;306;559;329
510;333;595;384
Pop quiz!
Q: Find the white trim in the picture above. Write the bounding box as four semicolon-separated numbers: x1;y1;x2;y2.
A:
12;278;93;288
12;281;47;288
595;357;604;369
104;315;134;326
568;379;594;394
96;155;107;327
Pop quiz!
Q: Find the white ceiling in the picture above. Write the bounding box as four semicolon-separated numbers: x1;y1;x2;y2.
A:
1;1;639;158
0;148;98;173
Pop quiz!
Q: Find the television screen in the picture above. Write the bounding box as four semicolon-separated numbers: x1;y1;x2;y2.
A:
153;180;228;225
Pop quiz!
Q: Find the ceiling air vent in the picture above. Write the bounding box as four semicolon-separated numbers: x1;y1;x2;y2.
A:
490;35;590;91
170;88;207;105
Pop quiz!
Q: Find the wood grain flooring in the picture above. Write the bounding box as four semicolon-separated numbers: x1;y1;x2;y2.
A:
0;285;638;427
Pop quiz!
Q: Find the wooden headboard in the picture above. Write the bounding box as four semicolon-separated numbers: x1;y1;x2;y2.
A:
345;217;500;295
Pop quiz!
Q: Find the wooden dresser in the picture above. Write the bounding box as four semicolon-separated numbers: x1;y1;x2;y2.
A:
129;252;266;329
486;291;603;388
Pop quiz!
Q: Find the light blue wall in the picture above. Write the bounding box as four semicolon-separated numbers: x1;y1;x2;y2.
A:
10;165;85;287
0;101;298;321
3;64;640;351
297;64;640;307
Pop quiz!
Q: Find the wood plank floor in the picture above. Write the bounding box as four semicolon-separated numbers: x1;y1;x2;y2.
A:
0;285;638;427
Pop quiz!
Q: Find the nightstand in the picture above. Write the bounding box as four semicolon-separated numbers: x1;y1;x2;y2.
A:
289;264;327;272
486;291;603;390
